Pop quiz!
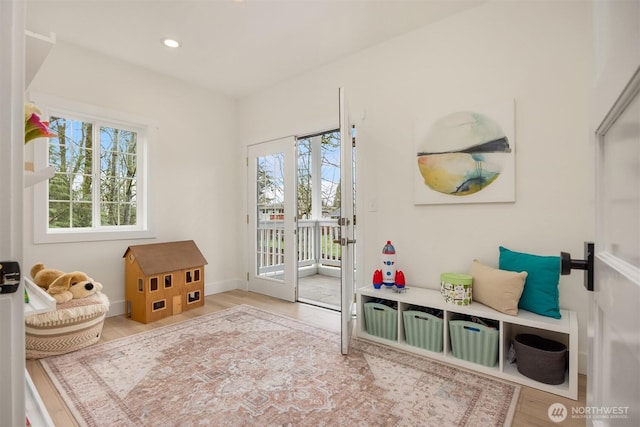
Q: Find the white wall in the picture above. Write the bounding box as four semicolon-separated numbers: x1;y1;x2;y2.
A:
592;0;640;123
25;42;243;315
239;0;594;373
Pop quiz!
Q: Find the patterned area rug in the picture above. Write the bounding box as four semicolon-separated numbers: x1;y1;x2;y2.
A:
41;305;519;426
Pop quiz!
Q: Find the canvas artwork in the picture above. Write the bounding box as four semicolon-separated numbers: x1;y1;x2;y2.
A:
414;100;515;205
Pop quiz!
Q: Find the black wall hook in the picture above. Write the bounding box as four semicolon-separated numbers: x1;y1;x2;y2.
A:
560;242;594;291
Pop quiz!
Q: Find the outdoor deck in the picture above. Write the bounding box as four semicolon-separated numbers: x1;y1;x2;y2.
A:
298;274;341;311
257;218;344;311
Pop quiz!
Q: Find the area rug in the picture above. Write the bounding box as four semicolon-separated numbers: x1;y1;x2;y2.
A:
41;305;519;427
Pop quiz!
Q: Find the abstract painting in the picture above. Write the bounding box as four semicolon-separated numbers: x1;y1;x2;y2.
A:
414;100;515;205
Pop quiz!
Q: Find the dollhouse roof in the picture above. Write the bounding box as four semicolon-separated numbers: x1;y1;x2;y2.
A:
123;240;208;276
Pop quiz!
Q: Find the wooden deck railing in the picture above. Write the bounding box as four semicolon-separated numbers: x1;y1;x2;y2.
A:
256;219;341;274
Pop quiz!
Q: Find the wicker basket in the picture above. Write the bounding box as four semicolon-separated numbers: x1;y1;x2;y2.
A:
25;292;109;359
513;334;567;385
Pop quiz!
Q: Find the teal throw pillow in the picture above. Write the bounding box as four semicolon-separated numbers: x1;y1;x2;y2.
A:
498;246;562;319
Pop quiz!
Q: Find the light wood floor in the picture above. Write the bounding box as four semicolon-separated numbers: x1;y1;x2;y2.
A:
27;290;586;426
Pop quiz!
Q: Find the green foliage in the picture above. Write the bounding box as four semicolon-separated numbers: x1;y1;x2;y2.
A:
47;116;137;229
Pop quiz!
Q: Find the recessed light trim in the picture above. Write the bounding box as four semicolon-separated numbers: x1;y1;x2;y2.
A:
162;38;181;48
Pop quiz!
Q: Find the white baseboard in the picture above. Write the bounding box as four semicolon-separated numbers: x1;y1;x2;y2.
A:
107;299;126;317
106;279;243;318
205;279;241;295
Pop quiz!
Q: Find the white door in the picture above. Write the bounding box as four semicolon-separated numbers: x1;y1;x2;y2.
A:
339;88;356;355
589;70;640;426
247;137;297;302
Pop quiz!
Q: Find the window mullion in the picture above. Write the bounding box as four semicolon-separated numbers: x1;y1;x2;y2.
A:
93;122;101;228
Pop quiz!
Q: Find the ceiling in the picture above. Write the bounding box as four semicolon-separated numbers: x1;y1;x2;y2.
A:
26;0;485;99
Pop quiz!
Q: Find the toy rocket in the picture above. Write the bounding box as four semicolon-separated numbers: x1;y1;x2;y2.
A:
381;241;396;285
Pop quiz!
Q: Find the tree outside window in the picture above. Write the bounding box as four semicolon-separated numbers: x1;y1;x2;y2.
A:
48;116;138;229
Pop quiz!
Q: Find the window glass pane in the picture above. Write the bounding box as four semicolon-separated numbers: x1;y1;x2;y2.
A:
321;131;341;217
101;200;136;225
256;152;285;282
49;174;70;201
70;171;93;201
48;117;94;228
49;117;93;175
603;91;640;267
71;202;92;228
297;138;312;219
48;201;70;228
99;126;137;227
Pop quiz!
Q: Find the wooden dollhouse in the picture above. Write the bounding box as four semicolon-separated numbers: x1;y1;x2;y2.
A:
124;240;207;323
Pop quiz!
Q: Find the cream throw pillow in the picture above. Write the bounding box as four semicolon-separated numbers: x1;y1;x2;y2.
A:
470;259;527;316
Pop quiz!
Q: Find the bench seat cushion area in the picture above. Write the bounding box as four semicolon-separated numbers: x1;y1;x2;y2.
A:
25;292;110;359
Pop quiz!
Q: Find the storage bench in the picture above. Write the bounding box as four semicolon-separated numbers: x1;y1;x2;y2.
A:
356;285;578;400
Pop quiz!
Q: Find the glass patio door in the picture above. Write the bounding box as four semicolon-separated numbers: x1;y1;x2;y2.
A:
247;137;297;302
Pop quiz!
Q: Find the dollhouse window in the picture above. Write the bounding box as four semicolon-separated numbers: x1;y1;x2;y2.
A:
187;291;200;304
164;274;172;288
138;278;143;292
186;271;192;283
150;277;158;292
194;269;200;282
152;300;166;311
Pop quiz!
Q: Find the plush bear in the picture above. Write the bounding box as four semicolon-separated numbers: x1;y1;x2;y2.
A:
30;263;103;304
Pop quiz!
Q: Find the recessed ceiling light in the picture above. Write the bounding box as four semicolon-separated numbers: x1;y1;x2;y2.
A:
162;38;181;48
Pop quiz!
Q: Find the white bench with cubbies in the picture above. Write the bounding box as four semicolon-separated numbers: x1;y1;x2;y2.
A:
356;285;578;400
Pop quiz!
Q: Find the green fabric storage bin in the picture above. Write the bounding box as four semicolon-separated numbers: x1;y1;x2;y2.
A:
403;310;443;353
449;320;499;367
364;302;397;341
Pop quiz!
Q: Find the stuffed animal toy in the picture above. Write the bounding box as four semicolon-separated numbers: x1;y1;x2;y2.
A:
30;263;103;304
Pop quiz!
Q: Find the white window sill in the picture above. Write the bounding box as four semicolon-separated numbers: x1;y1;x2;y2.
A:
34;228;156;244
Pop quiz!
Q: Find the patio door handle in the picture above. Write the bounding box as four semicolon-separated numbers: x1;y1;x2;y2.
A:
333;237;356;246
333;218;356;246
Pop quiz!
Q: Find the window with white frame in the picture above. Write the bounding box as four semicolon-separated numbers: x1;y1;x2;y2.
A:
31;93;155;243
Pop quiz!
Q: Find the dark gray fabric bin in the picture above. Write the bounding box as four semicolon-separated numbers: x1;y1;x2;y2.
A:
513;334;567;385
